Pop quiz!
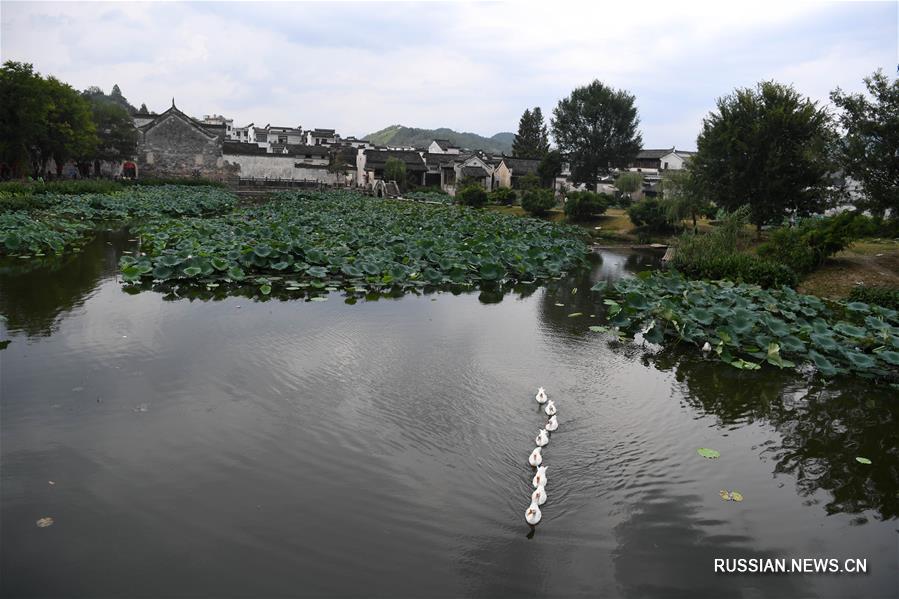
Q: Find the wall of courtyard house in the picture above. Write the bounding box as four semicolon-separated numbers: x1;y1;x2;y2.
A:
137;115;235;180
223;153;339;183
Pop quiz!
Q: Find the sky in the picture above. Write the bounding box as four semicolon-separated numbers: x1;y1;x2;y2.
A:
1;1;896;149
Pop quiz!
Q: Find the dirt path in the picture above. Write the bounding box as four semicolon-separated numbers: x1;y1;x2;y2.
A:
798;240;899;299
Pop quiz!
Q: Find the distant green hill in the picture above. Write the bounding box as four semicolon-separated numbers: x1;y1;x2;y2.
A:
365;125;515;154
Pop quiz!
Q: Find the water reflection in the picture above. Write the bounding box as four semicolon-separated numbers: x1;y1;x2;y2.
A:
0;231;135;337
649;350;899;521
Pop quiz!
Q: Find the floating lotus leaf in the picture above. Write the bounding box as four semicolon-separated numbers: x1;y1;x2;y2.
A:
697;448;720;459
855;457;872;464
834;322;867;339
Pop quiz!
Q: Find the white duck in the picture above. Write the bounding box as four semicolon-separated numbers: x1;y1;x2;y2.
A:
528;446;543;467
532;465;547;488
532;485;547;506
525;501;542;525
545;414;559;432
544;400;557;417
535;387;548;404
702;341;712;353
535;428;549;447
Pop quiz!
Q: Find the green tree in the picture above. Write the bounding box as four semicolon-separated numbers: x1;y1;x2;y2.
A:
457;184;487;207
328;148;351;184
521;188;555;216
692;81;835;235
660;168;709;233
39;77;97;175
614;171;643;205
516;172;541;191
87;99;137;163
537;149;563;186
0;61;51;177
512;107;549;159
830;70;899;218
551;80;642;186
384;156;407;190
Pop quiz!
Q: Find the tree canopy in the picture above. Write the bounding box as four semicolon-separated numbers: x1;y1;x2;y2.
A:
384;157;407;190
551;80;642;185
0;61;99;177
0;64;144;177
512;107;550;159
830;70;899;218
692;80;835;232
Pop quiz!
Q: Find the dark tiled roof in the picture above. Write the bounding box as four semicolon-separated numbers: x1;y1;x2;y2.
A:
636;148;675;159
501;157;540;175
310;129;336;135
364;149;425;170
223;141;269;155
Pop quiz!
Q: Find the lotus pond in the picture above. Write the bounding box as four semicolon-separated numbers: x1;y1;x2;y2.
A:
1;192;897;598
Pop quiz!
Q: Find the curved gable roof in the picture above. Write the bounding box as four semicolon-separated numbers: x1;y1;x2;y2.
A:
139;104;218;140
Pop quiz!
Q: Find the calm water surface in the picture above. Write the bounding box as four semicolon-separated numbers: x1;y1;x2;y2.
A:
1;234;896;598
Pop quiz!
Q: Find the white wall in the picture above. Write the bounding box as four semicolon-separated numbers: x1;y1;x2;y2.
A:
223;153;337;183
659;152;686;170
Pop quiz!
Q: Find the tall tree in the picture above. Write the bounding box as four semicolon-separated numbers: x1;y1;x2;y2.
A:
512;107;549;159
692;81;835;234
830;70;899;218
384;156;407;190
0;61;51;177
39;77;97;175
551;80;642;186
87;97;137;163
660;168;709;234
328;148;351;184
537;149;563;187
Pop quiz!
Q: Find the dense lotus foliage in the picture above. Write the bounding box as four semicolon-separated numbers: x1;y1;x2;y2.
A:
594;271;899;380
0;212;91;255
120;191;589;292
0;185;236;256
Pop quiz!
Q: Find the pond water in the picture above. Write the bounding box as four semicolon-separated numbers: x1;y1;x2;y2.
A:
1;234;896;598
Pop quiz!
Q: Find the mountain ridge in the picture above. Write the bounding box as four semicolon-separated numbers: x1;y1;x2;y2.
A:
365;125;515;154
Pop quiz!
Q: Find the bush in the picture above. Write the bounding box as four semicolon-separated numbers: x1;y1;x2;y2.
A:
673;253;797;288
456;185;488;208
515;173;541;191
672;206;796;287
564;191;609;221
521;189;555;216
847;285;899;310
758;212;870;275
757;227;817;274
627;197;670;231
488;187;517;205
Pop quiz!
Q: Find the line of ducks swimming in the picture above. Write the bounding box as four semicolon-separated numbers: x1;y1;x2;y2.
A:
526;387;559;526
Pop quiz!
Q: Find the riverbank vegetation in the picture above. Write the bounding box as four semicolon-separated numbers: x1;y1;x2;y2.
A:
0;185;236;255
594;271;899;381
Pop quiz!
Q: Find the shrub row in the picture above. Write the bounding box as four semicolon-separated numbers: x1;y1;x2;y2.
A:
848;285;899;310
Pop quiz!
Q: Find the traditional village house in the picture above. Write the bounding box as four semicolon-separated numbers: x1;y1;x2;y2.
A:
494;157;541;189
428;139;461;155
134;101;235;180
306;129;340;146
631;147;695;171
357;148;427;188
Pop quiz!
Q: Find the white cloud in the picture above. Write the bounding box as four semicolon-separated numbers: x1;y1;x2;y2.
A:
1;1;894;147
